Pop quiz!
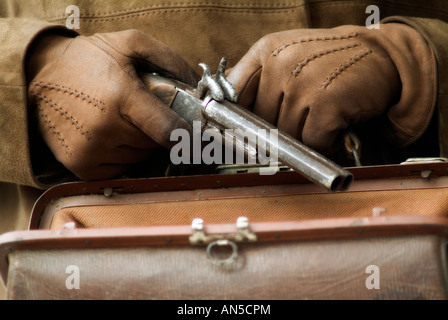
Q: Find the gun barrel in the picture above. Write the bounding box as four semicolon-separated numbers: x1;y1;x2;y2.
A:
203;98;353;192
141;72;353;192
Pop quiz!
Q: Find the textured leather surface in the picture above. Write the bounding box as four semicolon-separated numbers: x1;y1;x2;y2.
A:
46;181;448;229
6;234;447;300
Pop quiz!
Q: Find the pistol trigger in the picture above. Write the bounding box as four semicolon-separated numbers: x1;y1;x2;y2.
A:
344;130;362;167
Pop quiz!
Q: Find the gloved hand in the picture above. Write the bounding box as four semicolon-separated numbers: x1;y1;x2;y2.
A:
27;29;199;181
227;23;436;154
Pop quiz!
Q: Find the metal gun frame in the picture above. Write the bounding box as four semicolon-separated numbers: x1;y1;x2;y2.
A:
141;58;353;192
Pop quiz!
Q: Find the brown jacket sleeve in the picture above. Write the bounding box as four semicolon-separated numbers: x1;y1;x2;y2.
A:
0;18;73;188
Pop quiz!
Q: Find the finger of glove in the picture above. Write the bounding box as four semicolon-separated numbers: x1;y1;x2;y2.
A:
121;85;192;149
226;52;263;110
56;137;153;179
299;108;343;154
86;145;153;166
295;59;397;154
96;30;199;86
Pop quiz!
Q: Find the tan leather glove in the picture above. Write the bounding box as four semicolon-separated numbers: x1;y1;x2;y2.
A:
227;23;436;154
28;30;199;181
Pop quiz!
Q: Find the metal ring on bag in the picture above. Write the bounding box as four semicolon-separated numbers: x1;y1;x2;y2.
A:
206;239;238;265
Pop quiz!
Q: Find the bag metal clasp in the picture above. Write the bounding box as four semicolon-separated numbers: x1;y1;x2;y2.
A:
189;217;257;265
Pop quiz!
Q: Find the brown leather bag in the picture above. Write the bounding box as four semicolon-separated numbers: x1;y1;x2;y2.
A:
1;161;448;299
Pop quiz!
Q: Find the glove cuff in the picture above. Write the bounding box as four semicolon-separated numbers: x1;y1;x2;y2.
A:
376;21;437;147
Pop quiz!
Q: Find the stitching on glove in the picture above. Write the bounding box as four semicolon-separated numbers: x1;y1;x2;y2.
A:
321;48;372;89
37;105;72;157
33;82;106;112
271;32;358;57
292;42;361;76
36;94;92;141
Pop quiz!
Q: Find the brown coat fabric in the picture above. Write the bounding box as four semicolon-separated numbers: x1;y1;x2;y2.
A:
1;0;448;239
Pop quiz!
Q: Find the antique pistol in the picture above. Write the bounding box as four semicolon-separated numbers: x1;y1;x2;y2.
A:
140;58;353;192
